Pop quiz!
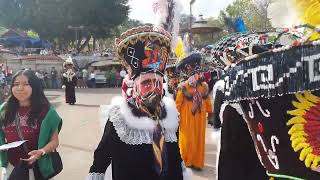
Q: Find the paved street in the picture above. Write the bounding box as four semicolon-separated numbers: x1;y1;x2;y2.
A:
41;88;218;180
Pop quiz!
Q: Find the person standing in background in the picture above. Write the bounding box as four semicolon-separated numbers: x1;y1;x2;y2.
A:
50;67;58;89
62;58;77;105
110;68;116;88
175;53;213;171
82;69;88;88
44;71;49;89
120;67;127;86
89;71;96;88
76;70;83;88
115;70;121;88
104;69;111;88
36;71;46;89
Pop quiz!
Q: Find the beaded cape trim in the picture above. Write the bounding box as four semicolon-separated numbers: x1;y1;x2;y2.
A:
224;42;320;102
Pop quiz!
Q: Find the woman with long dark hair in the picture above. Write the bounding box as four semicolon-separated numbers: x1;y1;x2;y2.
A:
0;70;62;179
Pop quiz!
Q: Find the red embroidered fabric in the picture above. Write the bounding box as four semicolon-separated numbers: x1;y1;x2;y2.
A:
3;105;48;166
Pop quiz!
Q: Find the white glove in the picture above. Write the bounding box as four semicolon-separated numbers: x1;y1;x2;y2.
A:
181;161;192;180
2;167;8;180
62;85;66;89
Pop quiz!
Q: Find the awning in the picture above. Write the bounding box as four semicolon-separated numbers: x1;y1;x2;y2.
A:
91;60;121;67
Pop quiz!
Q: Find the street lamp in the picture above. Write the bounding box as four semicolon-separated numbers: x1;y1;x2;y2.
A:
189;0;196;31
189;0;196;52
67;25;85;48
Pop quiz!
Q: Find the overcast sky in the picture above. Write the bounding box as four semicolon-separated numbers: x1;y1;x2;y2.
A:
128;0;236;23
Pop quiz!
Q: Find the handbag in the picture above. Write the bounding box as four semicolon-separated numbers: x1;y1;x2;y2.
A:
11;114;63;179
8;160;30;180
45;150;63;179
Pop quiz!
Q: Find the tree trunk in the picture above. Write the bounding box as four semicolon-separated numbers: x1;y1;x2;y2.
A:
87;40;91;52
77;35;91;53
71;40;74;48
93;37;96;51
76;38;81;50
58;40;63;52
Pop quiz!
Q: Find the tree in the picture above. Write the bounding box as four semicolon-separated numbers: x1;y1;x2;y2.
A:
100;18;144;51
0;0;130;52
253;0;272;29
0;26;7;35
179;13;196;32
26;30;39;38
218;0;273;32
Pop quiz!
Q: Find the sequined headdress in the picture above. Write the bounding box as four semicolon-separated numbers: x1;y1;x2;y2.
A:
115;25;171;80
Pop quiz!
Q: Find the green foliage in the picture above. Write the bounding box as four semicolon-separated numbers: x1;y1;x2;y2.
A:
26;30;39;38
219;0;273;32
179;13;196;31
115;18;144;36
0;0;129;51
0;26;7;36
101;18;143;51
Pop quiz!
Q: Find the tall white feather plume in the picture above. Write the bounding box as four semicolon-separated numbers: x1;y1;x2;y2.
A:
153;0;182;52
153;0;169;28
267;0;300;28
170;0;182;52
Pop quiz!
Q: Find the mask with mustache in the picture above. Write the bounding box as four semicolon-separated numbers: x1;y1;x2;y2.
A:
133;73;164;119
142;92;162;108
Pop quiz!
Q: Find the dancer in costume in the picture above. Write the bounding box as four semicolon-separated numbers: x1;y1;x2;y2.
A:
86;25;192;180
164;62;179;100
214;4;320;176
175;53;213;170
62;57;77;105
223;31;320;179
212;32;273;180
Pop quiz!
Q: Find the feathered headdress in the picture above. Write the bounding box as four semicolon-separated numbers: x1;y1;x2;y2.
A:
153;0;182;52
268;0;320;40
63;56;74;68
115;25;171;79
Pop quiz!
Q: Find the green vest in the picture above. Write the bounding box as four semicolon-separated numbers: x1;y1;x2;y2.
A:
0;103;62;178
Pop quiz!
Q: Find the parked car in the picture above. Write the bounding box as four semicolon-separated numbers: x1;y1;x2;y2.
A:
95;72;107;87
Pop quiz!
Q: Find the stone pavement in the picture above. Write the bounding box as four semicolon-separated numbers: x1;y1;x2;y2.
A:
3;88;220;180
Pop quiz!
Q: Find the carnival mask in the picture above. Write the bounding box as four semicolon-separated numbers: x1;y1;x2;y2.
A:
187;73;202;87
67;68;73;73
133;72;164;117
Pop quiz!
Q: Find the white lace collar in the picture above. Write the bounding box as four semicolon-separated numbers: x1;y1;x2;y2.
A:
63;71;76;82
104;96;179;145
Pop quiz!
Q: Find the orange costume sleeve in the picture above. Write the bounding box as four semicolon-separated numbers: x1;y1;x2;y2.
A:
175;86;184;113
204;95;213;114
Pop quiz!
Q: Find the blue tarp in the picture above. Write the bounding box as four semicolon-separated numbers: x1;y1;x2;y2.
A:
234;17;247;33
0;36;44;48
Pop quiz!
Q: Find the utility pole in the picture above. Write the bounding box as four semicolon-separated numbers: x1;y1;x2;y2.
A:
189;0;196;31
67;25;84;50
189;0;196;53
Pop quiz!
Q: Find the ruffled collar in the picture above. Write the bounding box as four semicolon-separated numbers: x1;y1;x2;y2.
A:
102;96;179;145
63;71;76;82
109;96;178;131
